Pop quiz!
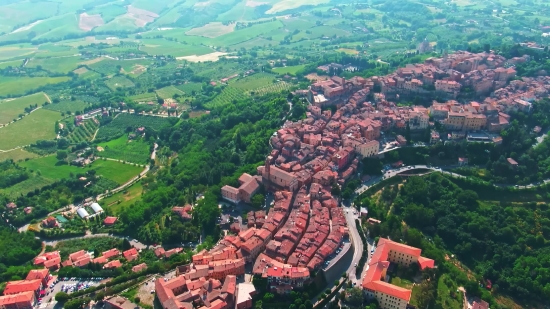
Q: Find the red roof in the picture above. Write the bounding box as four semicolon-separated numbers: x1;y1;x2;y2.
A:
155;247;166;258
132;263;148;273
103;260;122;269
69;250;86;262
102;248;121;259
0;291;35;306
123;248;139;261
104;216;117;225
74;256;91;267
4;279;42;295
26;269;49;281
417;256;435;270
43;256;61;269
93;256;108;264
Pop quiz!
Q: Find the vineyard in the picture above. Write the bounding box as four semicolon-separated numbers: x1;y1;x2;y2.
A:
253;81;292;96
67;120;98;144
204;87;247;108
88;59;120;76
98;135;151;164
230;73;276;91
128;92;157;103
95;114;174;142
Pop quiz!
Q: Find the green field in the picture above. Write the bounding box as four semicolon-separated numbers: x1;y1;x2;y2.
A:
101;181;144;214
0;93;49;124
205;87;247;108
98;135;151;164
105;75;135;90
67;120;99;144
43;100;89;113
0;149;39;162
27;56;82;74
128;92;157;102
272;64;306;75
20;156;143;184
231;73;276;91
0;76;70;97
156;85;184;99
0;109;61;150
0;175;55;197
175;82;202;94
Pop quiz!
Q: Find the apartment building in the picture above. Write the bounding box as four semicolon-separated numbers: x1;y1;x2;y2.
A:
362;239;435;309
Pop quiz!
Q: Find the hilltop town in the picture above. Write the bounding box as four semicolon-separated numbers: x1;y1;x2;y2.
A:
149;50;547;309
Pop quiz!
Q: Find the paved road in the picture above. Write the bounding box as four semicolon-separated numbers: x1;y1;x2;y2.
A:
42;233;148;250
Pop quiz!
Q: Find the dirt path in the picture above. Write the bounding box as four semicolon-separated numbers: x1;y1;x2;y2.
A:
43;92;52;103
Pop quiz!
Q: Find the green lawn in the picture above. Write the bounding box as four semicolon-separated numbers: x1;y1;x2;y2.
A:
390;277;414;289
20;156;143;184
0;176;55;197
272;64;306;75
435;274;463;309
0;93;49;124
101;181;144;214
104;75;135;91
0;109;61;150
97;136;151;164
0;76;70;97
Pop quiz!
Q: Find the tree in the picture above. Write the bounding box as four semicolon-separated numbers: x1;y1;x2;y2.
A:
122;239;132;250
55;292;69;302
254;300;263;309
134;297;141;304
345;287;363;307
251;194;265;209
56;150;68;162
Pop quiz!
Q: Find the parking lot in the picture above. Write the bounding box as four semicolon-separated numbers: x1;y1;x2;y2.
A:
37;277;103;309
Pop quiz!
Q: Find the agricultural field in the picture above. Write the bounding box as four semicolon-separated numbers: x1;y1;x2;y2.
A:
272;64;306;75
67;120;99;144
0;109;61;151
128;92;157;103
175;82;203;94
156;85;184;99
0;77;70;97
19;156;143;185
254;81;292;96
26;56;82;74
140;38;214;57
205;87;247;108
0;93;49;125
43;100;90;113
101;181;144;215
186;22;236;38
0;176;55;198
0;149;39;163
95;114;174;142
97;135;151;164
230;73;277;91
105;75;135;90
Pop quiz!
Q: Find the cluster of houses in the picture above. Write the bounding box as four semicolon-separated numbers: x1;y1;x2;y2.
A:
32;248;140;271
299;51;547;149
0;269;53;309
156;185;349;309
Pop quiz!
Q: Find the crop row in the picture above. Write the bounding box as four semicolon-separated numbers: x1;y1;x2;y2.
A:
205;87;247;108
95;114;173;141
253;81;291;95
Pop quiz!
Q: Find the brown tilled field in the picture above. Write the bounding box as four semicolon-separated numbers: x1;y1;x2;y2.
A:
79;13;104;31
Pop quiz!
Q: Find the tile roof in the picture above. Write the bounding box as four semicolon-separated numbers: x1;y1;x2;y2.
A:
4;279;42;295
0;291;35;306
26;269;49;281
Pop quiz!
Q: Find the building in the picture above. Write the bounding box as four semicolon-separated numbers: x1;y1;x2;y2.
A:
221;174;262;204
236;283;256;309
458;157;469;166
507;158;518;168
76;208;89;219
362;238;435;309
25;270;49;287
41;217;58;228
430;131;440;144
396;135;407;146
104;296;137;309
3;280;42;297
123;248;139;261
0;291;35;309
132;263;148;273
104;216;118;226
90;203;103;214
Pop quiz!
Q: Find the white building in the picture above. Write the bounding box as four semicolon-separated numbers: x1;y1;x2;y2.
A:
90;203;104;214
77;208;90;218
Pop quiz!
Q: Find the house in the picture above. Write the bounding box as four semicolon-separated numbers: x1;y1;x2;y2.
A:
396;135;407;146
104;216;118;226
123;248;139;261
221;173;262;204
103;260;122;269
154;247;166;258
23;207;33;214
104;296;137;309
132;263;147;273
172;205;192;221
69;250;86;262
25;269;49;287
73;256;91;268
458;157;468;166
102;248;121;260
6;202;16;209
43;256;61;270
41;217;58;228
472;299;489;309
3;280;42;296
507;158;518;168
0;291;36;309
236;282;256;309
165;248;183;258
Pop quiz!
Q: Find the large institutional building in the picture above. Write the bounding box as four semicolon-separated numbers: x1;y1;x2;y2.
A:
362;238;435;309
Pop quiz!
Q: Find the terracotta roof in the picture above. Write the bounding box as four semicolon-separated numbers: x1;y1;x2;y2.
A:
104;216;118;225
26;269;49;281
103;260;122;269
4;279;41;295
69;250;86;262
43;256;61;269
418;256;435;270
132;263;148;273
0;291;35;306
102;248;121;259
123;248;139;260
